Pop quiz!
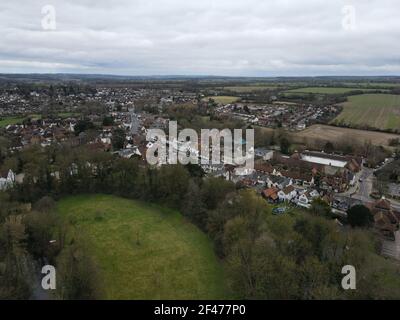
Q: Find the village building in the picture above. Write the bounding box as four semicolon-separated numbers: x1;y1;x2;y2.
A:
262;187;279;203
278;185;297;202
0;170;16;191
369;197;400;240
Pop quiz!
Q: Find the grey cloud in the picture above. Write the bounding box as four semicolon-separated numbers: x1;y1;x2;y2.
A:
0;0;399;75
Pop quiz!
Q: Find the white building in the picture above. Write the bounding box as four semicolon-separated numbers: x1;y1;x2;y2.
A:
297;189;320;208
255;148;274;161
278;185;297;202
300;151;348;168
0;170;16;191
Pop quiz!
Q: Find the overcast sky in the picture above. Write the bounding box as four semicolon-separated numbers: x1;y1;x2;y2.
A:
0;0;399;76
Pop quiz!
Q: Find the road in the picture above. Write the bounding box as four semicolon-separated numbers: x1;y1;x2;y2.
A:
339;167;373;201
358;167;374;200
346;161;400;212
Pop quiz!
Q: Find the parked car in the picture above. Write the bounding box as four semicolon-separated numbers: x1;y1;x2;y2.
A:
272;207;287;215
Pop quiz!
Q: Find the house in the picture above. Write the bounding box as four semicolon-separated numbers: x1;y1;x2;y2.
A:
346;158;362;173
201;163;224;174
116;147;142;159
0;170;16;191
332;196;362;212
209;168;230;180
297;189;320;208
296;122;306;130
254;162;274;174
309;189;320;198
278;185;297;202
300;151;347;170
267;175;292;190
297;193;312;208
262;187;279;203
255;148;274;161
369;198;399;240
348;171;356;186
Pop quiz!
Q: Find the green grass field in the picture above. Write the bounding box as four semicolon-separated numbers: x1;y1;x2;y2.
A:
203;96;240;104
223;85;277;92
0;113;80;128
285;87;379;94
57;194;228;300
333;94;400;130
0;116;25;128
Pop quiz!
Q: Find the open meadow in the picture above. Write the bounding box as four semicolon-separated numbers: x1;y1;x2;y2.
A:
332;94;400;131
0;113;80;128
203;95;240;104
0;116;25;128
223;85;278;92
57;194;228;300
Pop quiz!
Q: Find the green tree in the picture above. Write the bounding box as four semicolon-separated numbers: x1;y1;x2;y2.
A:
324;141;334;153
347;205;373;228
74;120;95;136
279;136;291;155
156;165;190;207
0;215;32;299
310;198;332;218
112;128;126;150
56;241;103;300
24;209;58;259
201;177;235;210
181;180;207;230
102;116;114;126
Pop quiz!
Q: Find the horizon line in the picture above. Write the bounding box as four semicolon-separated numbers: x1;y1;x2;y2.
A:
1;72;400;79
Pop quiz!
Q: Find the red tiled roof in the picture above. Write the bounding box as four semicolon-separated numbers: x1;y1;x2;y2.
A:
374;198;392;211
262;187;279;198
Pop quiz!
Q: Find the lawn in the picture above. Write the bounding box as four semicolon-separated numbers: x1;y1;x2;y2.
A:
0;113;80;128
0;116;25;127
57;194;228;300
203;96;240;104
332;94;400;131
285;87;379;94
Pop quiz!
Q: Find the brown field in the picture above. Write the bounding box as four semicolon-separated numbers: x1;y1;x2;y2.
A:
255;124;400;149
293;125;400;148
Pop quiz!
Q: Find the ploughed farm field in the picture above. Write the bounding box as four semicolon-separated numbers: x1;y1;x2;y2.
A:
293;124;400;148
332;94;400;131
256;124;400;149
57;194;228;300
